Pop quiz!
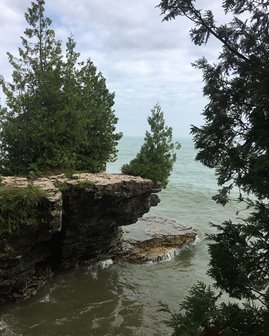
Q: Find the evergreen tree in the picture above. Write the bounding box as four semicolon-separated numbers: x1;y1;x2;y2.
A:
121;103;180;187
74;57;121;172
158;0;269;334
0;0;64;174
0;0;121;175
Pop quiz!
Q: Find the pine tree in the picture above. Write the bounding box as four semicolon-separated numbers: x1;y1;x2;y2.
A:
0;0;121;175
74;57;121;172
158;0;269;334
0;0;64;174
121;103;180;187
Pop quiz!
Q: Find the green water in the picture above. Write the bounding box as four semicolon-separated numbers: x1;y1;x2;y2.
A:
0;137;246;335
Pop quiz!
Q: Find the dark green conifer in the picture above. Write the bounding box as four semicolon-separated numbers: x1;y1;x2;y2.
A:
0;0;121;175
122;103;180;187
158;0;269;334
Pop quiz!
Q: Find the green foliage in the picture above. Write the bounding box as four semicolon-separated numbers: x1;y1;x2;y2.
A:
160;282;220;336
53;180;69;193
53;178;94;193
160;282;269;336
158;0;269;334
0;0;121;176
159;0;269;200
208;202;269;302
76;179;95;188
0;185;48;235
121;103;180;187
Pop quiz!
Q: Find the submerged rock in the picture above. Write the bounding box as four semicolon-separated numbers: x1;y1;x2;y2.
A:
117;217;197;263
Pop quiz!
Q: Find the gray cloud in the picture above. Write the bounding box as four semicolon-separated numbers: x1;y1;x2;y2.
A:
1;0;225;136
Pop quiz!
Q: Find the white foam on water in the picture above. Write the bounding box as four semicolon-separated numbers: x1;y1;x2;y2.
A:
192;234;201;246
39;293;51;303
0;318;22;336
86;259;114;279
98;259;113;269
0;319;7;332
147;248;182;264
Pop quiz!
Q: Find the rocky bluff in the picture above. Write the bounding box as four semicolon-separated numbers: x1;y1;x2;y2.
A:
0;173;161;304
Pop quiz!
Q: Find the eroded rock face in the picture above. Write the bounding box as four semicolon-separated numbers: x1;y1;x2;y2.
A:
0;173;161;304
0;177;62;304
117;217;197;263
50;173;161;269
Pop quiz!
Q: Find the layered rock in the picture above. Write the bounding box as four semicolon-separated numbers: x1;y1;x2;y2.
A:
0;177;62;303
0;173;161;304
117;217;197;263
49;173;161;269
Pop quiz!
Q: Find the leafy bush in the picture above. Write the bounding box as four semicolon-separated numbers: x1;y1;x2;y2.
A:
121;103;180;187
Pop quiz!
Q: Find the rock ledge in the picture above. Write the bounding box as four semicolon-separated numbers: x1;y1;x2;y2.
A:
117;217;197;263
0;173;161;304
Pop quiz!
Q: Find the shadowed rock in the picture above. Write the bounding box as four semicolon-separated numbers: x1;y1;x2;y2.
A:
0;173;161;304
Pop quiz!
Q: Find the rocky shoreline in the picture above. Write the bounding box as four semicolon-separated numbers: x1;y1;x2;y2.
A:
0;173;161;304
0;173;197;305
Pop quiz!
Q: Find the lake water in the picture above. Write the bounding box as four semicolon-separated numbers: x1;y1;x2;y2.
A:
0;137;245;336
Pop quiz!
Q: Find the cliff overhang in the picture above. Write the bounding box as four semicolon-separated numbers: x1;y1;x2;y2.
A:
0;173;161;304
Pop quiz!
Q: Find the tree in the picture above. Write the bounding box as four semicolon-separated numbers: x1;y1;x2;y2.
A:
0;0;64;174
73;57;121;172
0;0;121;175
158;0;269;334
121;103;180;187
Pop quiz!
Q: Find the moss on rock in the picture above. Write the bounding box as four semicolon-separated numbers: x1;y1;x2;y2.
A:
0;185;48;235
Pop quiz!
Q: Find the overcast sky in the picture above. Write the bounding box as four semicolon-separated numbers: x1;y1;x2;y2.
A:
0;0;225;137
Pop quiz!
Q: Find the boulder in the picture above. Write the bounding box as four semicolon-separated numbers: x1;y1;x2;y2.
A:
117;216;197;263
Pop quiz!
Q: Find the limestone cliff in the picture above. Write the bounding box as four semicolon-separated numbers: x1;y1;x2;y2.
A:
0;173;161;304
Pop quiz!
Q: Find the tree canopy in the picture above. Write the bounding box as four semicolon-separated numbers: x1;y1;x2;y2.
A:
0;0;121;176
121;103;180;187
158;0;269;334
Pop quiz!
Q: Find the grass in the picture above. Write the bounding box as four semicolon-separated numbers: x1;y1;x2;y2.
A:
0;185;49;235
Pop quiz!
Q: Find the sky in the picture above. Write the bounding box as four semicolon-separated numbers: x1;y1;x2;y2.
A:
0;0;226;137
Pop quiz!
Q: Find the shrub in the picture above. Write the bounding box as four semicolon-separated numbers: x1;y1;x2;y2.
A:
121;103;180;187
